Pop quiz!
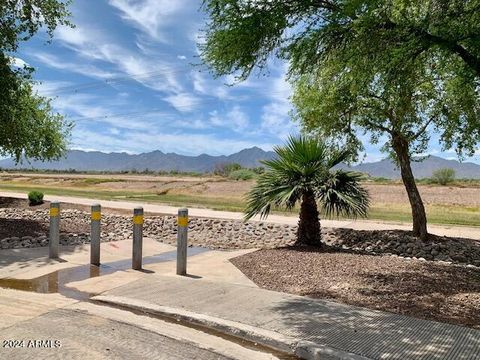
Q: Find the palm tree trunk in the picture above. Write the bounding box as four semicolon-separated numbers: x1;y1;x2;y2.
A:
297;190;322;246
392;134;428;240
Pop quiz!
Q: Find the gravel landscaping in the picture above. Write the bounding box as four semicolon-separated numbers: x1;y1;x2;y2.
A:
0;198;478;267
231;247;480;329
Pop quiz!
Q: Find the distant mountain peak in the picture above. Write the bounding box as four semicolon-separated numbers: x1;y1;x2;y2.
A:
338;155;480;179
0;149;478;178
0;148;276;173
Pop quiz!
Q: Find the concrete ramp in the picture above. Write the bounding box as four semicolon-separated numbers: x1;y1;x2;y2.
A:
93;275;480;360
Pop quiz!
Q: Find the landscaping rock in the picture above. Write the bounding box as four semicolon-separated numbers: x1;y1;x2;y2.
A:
0;208;478;266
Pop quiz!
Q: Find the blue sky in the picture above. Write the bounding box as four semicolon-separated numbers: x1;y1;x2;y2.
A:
16;0;480;164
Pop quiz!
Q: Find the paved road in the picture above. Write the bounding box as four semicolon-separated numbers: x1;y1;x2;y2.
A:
0;305;280;360
0;308;230;359
1;191;478;239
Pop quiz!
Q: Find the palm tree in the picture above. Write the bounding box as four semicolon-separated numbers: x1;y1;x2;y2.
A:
244;136;370;246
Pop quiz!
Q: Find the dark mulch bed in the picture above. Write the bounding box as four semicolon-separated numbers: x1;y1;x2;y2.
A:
231;246;480;329
0;217;90;239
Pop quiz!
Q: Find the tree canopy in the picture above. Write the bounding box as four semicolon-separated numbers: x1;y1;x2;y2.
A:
201;0;480;78
201;0;480;156
201;0;480;239
0;0;73;162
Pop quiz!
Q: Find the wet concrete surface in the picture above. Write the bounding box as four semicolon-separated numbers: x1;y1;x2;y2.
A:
0;247;209;300
0;246;299;359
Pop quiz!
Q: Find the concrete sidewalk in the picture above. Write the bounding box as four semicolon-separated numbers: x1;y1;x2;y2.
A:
1;191;479;239
93;275;480;360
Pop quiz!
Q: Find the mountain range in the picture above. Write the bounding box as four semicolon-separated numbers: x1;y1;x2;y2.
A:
1;148;479;179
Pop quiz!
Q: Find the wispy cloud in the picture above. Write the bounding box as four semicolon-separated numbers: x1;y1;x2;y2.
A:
32;52;114;79
52;24;185;93
210;106;249;131
108;0;191;42
163;93;203;112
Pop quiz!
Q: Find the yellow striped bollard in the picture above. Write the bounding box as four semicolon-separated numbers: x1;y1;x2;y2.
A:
176;208;188;276
49;201;60;259
90;204;101;266
132;207;144;270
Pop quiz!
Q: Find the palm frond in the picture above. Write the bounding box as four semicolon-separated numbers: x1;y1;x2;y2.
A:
244;135;371;222
244;170;302;220
317;170;370;219
326;147;352;168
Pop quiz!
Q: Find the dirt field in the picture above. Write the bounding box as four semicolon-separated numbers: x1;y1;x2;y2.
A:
0;172;478;226
1;173;479;205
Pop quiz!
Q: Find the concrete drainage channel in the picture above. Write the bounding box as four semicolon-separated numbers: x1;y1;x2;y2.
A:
92;295;367;360
92;298;300;360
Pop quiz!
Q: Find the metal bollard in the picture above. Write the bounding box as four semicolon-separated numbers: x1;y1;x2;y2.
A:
90;204;101;266
176;208;188;276
49;201;60;258
132;207;144;270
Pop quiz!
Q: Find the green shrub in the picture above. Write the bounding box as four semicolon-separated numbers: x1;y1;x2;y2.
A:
251;166;265;174
214;162;242;176
28;191;44;206
431;168;456;185
229;169;256;180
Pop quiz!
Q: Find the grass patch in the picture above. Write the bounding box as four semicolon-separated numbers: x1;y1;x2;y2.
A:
368;178;480;187
81;178;126;185
365;203;480;227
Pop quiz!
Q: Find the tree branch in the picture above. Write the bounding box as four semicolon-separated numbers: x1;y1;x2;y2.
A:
412;117;435;140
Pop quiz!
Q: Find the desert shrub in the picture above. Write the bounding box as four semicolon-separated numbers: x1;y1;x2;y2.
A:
251;166;265;174
431;168;456;185
214;162;242;176
28;191;44;206
229;169;256;180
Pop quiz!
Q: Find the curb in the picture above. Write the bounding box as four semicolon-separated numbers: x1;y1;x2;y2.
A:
92;295;372;360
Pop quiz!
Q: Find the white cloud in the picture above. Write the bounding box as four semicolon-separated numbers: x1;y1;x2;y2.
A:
50;93;157;131
209;106;249;131
10;57;28;68
32;52;114;79
261;101;297;139
52;23;186;93
177;55;187;60
258;63;297;139
55;25;90;47
33;80;73;96
192;71;232;100
71;127;273;156
362;153;385;163
163;93;202;112
228;106;249;129
108;0;190;42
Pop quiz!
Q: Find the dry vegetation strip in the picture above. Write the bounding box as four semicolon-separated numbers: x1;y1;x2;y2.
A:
0;173;479;226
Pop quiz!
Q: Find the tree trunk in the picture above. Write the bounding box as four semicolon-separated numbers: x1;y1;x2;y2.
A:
297;190;322;246
391;134;428;240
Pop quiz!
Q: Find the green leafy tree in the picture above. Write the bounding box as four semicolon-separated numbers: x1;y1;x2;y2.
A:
292;58;463;240
1;1;73;162
244;136;369;246
431;168;456;185
200;0;480;240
